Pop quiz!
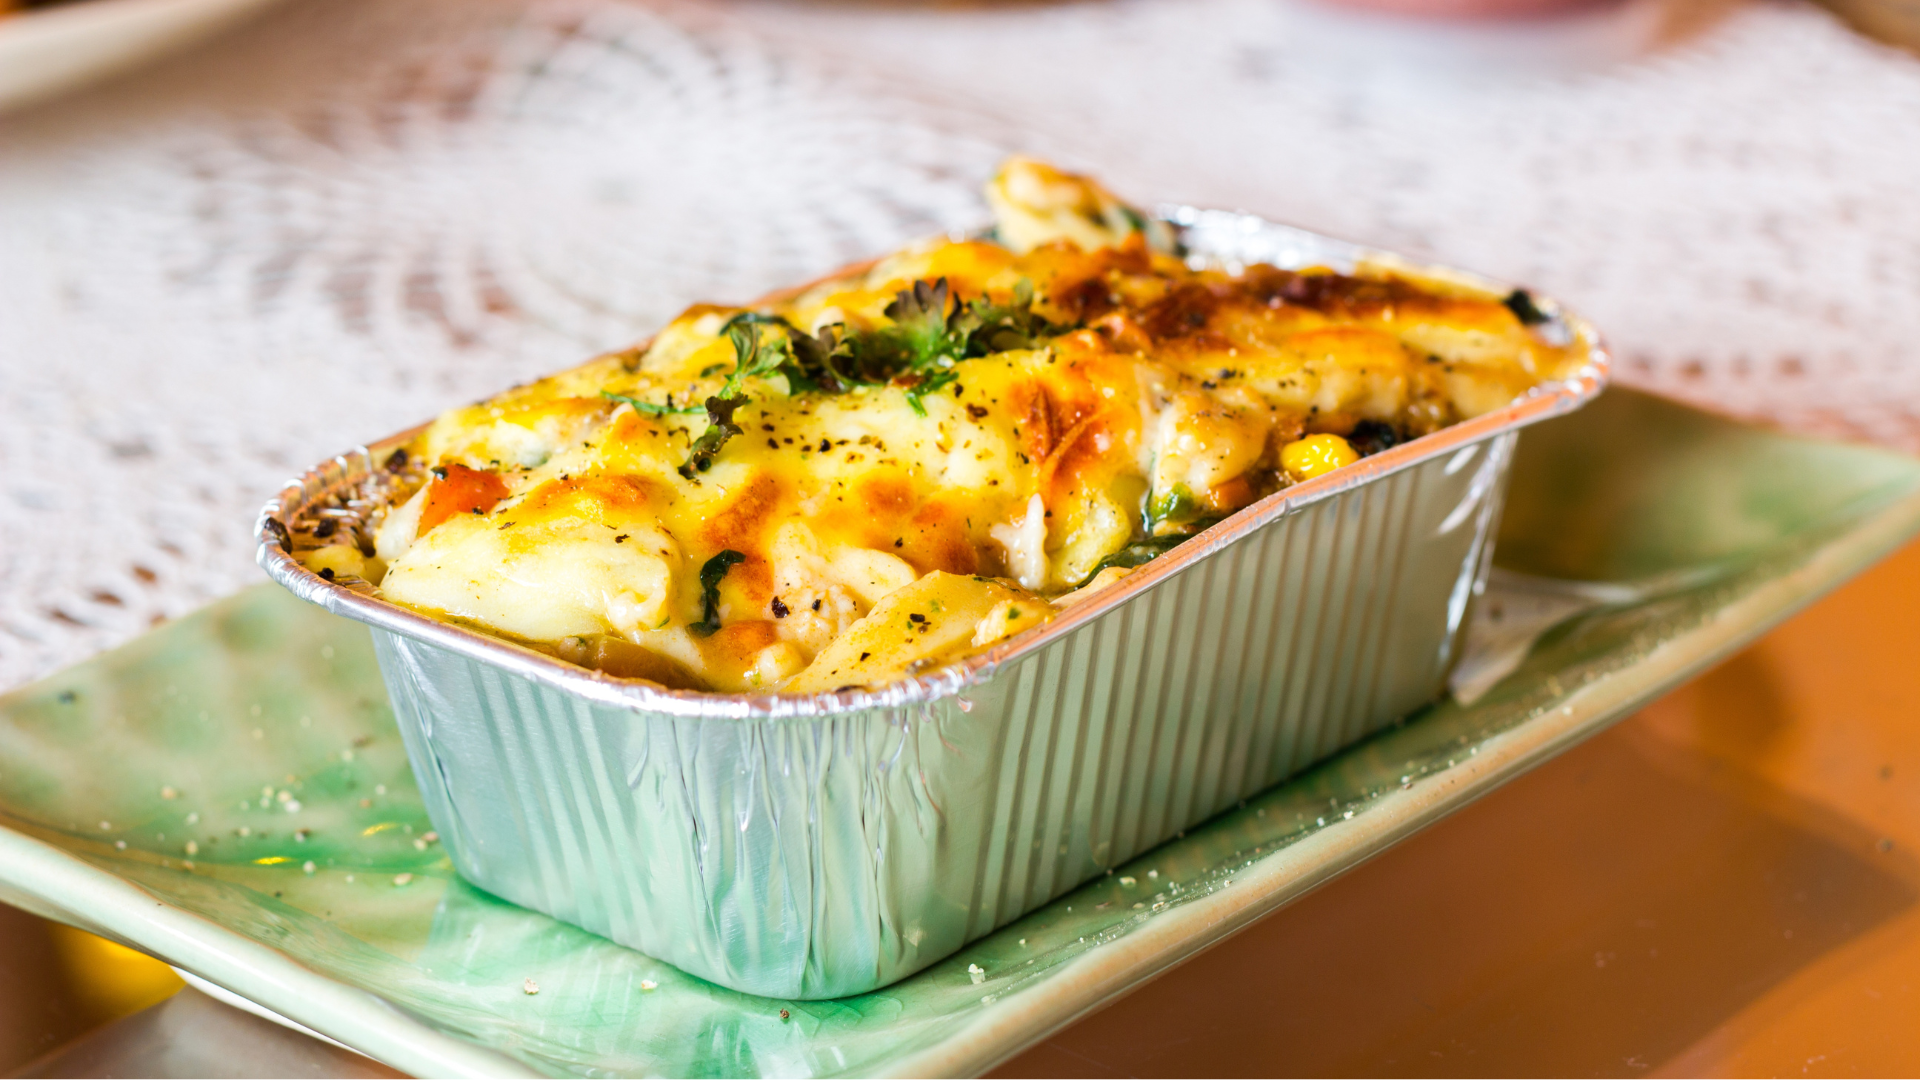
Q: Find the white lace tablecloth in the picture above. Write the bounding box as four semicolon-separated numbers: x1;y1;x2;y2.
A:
3;0;1918;689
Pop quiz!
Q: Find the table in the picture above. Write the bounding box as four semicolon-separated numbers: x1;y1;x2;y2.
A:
994;532;1920;1077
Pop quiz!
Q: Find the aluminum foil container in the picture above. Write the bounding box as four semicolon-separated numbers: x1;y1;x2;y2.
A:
257;208;1608;999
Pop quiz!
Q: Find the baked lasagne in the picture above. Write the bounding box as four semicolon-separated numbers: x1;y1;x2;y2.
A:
294;160;1584;694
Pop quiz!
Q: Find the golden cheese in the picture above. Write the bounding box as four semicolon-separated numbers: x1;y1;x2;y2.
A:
306;159;1587;694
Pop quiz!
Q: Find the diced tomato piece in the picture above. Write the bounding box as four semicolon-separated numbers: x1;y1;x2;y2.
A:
418;464;510;534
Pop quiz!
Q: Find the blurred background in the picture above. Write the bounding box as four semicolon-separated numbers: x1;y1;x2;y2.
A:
2;0;1918;1073
0;906;180;1063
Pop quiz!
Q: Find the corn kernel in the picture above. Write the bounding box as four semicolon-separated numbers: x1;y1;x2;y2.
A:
1281;434;1359;481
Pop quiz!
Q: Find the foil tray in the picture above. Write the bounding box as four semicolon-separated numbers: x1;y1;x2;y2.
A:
255;208;1608;999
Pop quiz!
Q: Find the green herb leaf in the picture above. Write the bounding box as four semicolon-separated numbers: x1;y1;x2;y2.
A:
690;549;746;637
1145;483;1203;534
676;316;795;477
720;317;793;391
882;278;960;365
782;321;872;394
835;280;952;380
681;394;748;478
903;368;961;417
1078;534;1191;586
952;278;1055;356
849;276;1066;406
600;390;701;416
660;278;1069;472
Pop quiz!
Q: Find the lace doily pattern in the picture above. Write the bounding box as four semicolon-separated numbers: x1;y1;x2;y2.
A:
4;0;1920;688
725;0;1920;445
0;0;1001;688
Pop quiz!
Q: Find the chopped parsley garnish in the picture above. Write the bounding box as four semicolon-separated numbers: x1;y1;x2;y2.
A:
600;390;701;416
690;549;746;637
632;278;1069;476
1079;534;1194;585
679;318;801;477
848;278;1063;415
1145;484;1211;535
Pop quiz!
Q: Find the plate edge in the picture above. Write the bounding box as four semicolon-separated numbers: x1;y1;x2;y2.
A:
0;829;532;1079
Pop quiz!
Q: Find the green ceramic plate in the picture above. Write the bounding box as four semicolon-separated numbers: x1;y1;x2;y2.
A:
3;389;1918;1078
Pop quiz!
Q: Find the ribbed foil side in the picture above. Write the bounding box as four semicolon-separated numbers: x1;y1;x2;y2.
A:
373;433;1514;999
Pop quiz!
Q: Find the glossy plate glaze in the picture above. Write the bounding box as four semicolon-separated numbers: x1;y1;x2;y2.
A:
3;389;1918;1078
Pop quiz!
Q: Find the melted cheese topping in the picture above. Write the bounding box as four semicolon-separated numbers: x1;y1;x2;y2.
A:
308;160;1589;694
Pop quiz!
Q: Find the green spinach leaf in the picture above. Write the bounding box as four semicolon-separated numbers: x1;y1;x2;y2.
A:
690;549;747;637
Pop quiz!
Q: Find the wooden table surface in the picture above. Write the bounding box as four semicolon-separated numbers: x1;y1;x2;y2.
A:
6;535;1918;1077
993;535;1920;1077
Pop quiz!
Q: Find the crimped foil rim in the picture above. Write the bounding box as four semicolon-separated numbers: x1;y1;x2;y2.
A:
255;207;1611;721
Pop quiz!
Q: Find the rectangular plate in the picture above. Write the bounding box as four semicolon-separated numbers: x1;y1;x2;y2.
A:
4;388;1920;1078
